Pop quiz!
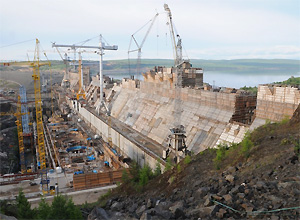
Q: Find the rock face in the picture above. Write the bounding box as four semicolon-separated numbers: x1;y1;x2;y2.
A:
89;112;300;219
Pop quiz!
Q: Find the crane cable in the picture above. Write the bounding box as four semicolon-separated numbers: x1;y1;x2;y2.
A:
0;39;35;48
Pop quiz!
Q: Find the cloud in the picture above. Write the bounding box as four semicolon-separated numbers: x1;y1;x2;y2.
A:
0;0;299;60
187;45;300;59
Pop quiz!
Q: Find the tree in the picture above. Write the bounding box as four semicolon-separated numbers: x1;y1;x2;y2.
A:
65;198;82;220
47;194;82;220
121;169;130;183
139;165;153;186
36;198;50;220
153;161;161;177
129;161;140;183
16;189;35;219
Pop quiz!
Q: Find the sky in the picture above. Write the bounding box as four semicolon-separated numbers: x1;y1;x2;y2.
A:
0;0;299;61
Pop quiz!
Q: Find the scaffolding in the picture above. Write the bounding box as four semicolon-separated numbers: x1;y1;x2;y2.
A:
15;96;26;173
19;85;30;134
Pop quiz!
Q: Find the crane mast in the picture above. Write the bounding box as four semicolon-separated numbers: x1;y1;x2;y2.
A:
164;4;187;163
32;39;48;193
20;85;30;134
15;96;26;173
52;37;118;106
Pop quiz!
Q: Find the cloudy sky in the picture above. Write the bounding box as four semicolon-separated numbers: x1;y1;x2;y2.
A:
0;0;299;61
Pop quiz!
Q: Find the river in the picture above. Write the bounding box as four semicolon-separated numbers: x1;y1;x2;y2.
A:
104;71;299;89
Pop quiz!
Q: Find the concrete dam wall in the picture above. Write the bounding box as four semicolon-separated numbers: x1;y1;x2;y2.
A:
251;85;300;129
109;71;254;154
70;64;300;168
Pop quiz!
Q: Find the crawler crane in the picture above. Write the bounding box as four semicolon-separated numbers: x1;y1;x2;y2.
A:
164;4;187;163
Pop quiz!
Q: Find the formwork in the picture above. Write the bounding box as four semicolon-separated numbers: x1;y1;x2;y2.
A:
73;169;125;190
250;85;300;130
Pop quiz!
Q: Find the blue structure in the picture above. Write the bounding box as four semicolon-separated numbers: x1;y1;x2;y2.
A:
87;155;95;161
19;86;30;134
66;146;87;152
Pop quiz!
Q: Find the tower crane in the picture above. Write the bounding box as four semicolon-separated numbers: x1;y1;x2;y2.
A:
128;13;159;78
164;4;187;163
1;40;49;190
0;95;29;173
54;46;70;88
31;39;50;193
52;37;118;104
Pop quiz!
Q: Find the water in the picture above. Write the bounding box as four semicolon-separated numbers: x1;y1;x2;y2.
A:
204;71;298;88
102;71;299;89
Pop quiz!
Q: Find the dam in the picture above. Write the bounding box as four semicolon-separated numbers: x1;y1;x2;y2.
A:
58;61;300;170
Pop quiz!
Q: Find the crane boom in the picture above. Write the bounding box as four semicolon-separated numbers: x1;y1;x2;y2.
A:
164;4;187;163
128;13;159;77
52;38;118;105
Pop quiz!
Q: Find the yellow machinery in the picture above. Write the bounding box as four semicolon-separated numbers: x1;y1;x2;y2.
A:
31;39;49;193
1;39;49;192
15;96;26;173
0;97;28;173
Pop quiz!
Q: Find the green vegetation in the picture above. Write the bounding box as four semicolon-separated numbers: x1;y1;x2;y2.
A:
176;164;182;173
164;157;173;172
121;161;163;190
274;76;300;85
0;189;82;219
213;143;229;169
97;190;112;207
213;134;254;169
16;189;35;219
139;165;153;186
47;195;82;220
279;115;290;125
240;133;254;159
36;198;50;219
154;161;162;176
183;155;192;165
240;86;258;94
4;59;298;73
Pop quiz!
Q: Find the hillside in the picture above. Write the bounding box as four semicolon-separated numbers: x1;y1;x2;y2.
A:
3;59;295;74
104;59;300;72
87;105;300;219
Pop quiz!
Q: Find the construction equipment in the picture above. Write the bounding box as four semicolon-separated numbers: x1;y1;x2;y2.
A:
76;52;86;100
31;39;50;193
0;89;31;173
164;4;183;66
19;86;30;135
128;13;159;78
53;46;70;87
15;96;26;173
52;38;118;104
164;4;187;163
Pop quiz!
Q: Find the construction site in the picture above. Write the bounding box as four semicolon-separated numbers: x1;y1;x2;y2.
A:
0;4;300;207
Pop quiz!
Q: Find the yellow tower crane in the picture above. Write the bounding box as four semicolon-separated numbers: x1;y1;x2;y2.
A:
31;39;49;193
15;96;26;173
1;39;49;192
